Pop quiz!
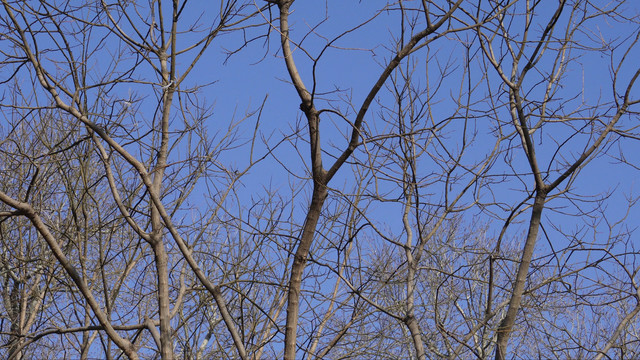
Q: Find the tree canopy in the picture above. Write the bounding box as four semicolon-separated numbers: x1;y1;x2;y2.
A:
1;1;640;359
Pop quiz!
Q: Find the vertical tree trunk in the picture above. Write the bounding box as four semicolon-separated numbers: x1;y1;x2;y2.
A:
495;191;547;360
283;181;328;360
151;237;174;360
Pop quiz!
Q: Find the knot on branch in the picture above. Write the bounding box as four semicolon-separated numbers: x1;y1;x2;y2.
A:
299;100;312;113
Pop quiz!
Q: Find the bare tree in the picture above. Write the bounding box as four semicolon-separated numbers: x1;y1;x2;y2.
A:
474;1;640;358
0;1;262;359
1;0;640;359
0;118;67;360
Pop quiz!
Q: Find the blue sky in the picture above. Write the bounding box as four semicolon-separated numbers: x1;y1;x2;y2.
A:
2;0;640;357
173;2;640;298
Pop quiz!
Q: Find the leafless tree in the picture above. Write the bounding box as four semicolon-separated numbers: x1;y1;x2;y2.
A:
0;1;262;359
1;0;640;359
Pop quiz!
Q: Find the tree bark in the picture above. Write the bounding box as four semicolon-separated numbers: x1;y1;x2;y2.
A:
283;181;328;360
494;191;547;360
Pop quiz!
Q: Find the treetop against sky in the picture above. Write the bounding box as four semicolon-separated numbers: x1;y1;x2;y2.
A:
0;1;639;359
